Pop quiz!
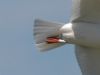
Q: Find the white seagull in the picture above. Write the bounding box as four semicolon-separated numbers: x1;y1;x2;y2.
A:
34;0;100;75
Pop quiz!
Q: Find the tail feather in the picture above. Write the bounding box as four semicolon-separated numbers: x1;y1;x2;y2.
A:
33;19;66;51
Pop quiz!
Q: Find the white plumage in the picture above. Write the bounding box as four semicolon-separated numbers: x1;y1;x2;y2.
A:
34;0;100;75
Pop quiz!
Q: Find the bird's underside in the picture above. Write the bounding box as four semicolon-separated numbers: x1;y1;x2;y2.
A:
70;0;100;75
34;0;100;75
71;23;100;75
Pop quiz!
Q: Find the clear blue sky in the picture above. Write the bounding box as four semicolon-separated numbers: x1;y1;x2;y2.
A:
0;0;81;75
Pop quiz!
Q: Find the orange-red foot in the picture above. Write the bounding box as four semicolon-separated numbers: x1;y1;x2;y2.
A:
46;37;60;44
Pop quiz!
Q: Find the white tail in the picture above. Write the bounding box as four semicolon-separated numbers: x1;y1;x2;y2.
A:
33;19;66;51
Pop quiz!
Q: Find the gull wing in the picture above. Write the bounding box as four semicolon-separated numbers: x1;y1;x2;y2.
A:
75;45;100;75
71;0;100;23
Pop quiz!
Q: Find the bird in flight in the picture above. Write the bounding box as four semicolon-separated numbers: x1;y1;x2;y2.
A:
34;0;100;75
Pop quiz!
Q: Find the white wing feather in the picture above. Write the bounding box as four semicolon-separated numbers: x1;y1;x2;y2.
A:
75;45;100;75
71;0;100;23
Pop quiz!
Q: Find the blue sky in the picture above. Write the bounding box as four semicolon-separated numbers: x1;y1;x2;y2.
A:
0;0;81;75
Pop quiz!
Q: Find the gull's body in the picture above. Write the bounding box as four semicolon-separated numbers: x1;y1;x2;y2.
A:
34;0;100;75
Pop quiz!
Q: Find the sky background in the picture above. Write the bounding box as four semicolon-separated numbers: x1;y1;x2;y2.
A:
0;0;81;75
